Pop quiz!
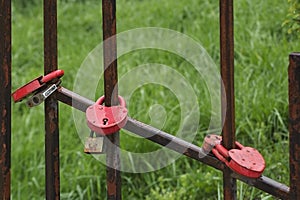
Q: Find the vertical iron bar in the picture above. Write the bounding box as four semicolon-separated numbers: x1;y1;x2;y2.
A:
44;0;60;199
0;0;11;199
288;52;300;200
102;0;121;199
220;0;237;199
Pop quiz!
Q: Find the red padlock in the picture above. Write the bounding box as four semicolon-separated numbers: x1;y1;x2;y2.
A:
86;96;128;135
205;134;265;178
12;70;64;102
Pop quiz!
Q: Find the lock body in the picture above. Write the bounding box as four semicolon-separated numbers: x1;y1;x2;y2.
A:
84;136;104;154
204;134;265;178
202;134;222;154
86;96;128;135
11;69;64;102
228;146;265;178
12;78;43;102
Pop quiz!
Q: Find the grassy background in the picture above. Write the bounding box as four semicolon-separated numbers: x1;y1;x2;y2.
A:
10;0;300;199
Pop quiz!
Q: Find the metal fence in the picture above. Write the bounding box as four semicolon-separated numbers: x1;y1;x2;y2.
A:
1;0;299;199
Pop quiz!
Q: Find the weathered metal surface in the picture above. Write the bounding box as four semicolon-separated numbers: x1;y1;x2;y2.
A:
56;88;290;199
220;0;237;199
44;0;60;199
84;132;105;154
288;52;300;200
202;134;222;154
232;174;290;199
102;0;121;199
124;118;224;170
0;0;11;199
56;87;94;112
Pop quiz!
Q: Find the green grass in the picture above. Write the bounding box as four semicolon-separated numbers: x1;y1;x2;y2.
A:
10;0;300;199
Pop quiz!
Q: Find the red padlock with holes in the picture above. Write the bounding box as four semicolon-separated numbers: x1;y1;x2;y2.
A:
86;95;128;135
204;134;265;178
12;69;64;102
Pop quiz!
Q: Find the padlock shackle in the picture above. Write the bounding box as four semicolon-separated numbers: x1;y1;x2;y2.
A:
214;144;230;159
41;69;64;83
212;148;228;163
96;95;126;107
234;141;244;149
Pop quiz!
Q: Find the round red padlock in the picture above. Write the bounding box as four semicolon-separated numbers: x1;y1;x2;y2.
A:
86;96;128;135
11;69;64;102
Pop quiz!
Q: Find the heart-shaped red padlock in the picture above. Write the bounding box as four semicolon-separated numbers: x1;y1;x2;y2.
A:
206;134;266;178
227;141;265;178
86;96;128;135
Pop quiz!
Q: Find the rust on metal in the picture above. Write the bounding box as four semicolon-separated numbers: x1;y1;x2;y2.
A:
56;88;290;199
102;0;121;199
0;0;11;199
232;174;290;199
288;52;300;200
220;0;237;199
44;0;60;199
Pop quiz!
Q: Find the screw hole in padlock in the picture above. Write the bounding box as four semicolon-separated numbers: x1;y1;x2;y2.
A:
32;96;40;104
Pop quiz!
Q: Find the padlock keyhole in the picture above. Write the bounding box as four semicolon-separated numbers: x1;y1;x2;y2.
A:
103;118;108;125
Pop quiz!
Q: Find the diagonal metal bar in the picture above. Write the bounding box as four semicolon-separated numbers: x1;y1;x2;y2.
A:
232;174;289;199
102;0;121;199
44;0;60;199
220;0;237;199
124;118;224;170
0;0;12;199
288;52;300;200
56;87;290;199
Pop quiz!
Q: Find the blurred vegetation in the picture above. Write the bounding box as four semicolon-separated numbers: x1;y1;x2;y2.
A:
283;0;300;37
10;0;300;199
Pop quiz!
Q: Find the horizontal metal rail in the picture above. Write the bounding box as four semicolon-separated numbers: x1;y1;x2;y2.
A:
56;86;290;199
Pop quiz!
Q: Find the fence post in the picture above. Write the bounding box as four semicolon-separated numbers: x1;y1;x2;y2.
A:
288;52;300;200
0;0;11;199
220;0;237;199
44;0;60;199
102;0;122;199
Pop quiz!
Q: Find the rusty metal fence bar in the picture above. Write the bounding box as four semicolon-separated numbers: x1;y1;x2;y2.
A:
44;0;60;199
0;0;11;199
56;87;290;199
288;53;300;199
220;0;236;199
102;0;122;199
